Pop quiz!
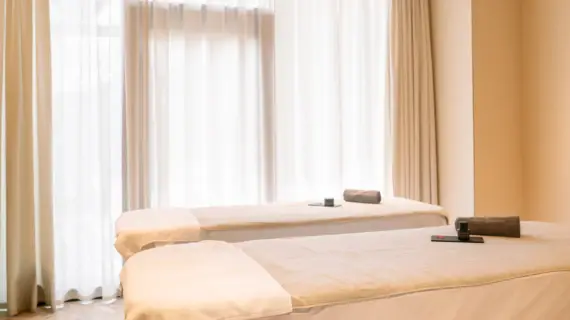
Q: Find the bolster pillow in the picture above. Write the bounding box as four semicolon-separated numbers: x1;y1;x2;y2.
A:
455;216;521;238
343;189;382;204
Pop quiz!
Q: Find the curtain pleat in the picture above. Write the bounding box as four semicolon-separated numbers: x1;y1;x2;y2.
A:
4;0;55;315
124;0;151;211
33;0;55;308
389;0;438;204
0;0;6;306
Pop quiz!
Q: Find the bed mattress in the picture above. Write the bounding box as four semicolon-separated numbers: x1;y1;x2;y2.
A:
121;221;570;320
115;197;447;260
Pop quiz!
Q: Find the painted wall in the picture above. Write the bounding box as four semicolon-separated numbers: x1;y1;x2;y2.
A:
522;0;570;223
472;0;524;217
432;0;570;223
430;0;475;221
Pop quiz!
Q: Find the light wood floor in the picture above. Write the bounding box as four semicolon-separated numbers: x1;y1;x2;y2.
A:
0;300;124;320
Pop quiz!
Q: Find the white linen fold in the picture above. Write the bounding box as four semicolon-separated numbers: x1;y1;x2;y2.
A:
115;208;202;260
121;241;293;320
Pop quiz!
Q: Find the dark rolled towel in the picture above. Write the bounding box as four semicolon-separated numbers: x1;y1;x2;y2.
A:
455;216;521;238
343;189;382;204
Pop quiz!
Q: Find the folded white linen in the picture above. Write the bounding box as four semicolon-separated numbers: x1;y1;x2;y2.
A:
115;208;202;260
121;241;293;320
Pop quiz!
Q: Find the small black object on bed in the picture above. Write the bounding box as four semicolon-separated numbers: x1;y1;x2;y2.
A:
431;221;485;244
308;198;342;207
431;235;485;243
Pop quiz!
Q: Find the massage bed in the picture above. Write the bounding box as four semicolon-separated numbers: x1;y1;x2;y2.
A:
115;197;447;260
121;221;570;320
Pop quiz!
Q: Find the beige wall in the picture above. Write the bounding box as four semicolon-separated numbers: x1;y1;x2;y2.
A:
522;0;570;223
432;0;570;223
472;0;524;217
430;0;474;220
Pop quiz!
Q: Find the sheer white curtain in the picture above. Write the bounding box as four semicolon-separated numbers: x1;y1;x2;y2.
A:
129;0;391;209
50;0;123;302
125;0;274;208
274;0;392;201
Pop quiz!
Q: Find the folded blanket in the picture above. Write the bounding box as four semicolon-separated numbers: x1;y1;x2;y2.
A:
343;189;382;204
115;208;203;260
122;241;293;320
455;216;521;238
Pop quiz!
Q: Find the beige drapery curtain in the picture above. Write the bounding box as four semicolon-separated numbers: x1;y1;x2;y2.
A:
2;0;56;316
389;0;438;204
123;1;151;211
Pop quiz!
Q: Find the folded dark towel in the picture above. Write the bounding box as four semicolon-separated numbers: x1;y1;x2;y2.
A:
343;189;382;204
455;216;521;238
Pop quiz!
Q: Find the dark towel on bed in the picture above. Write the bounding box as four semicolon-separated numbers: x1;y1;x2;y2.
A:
455;216;521;238
343;189;382;204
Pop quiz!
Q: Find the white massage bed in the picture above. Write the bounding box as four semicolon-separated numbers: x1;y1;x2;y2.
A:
121;222;570;320
115;197;447;260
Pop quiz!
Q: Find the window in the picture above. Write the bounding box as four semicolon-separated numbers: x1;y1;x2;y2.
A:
126;1;275;207
274;0;391;201
128;0;391;208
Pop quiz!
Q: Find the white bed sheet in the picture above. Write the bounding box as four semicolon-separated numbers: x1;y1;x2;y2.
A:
266;271;570;320
121;222;570;320
201;210;445;242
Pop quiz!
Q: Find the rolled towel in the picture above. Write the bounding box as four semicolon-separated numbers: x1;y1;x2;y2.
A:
343;189;382;204
455;216;521;238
